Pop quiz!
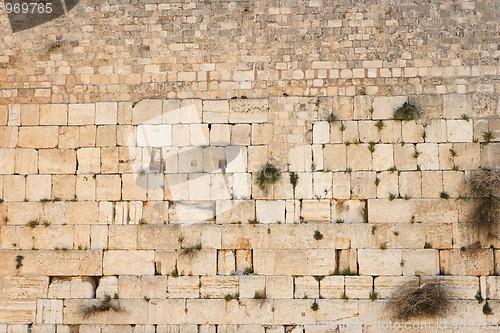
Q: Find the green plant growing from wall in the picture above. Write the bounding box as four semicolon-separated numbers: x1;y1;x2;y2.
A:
369;290;379;301
256;163;281;192
311;300;319;311
181;243;202;256
15;255;24;269
468;169;499;232
483;301;494;315
289;172;299;190
314;230;323;240
394;101;420;120
375;120;385;131
482;131;494;144
82;294;122;318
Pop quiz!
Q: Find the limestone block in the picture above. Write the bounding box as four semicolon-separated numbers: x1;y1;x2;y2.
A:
372;96;407;119
442;171;465;197
480;143;499;170
203;100;229;123
292;172;312;199
48;277;94;299
275;250;308;275
35;299;62;324
14;149;37;175
401;121;425;143
209;124;231;146
380;121;401;143
301;200;330;222
38;104;67;126
320;276;344;299
57;127;79;149
425;119;447;142
148;299;187;324
447;120;473;142
253;250;275;275
76;148;100;174
358;121;380;143
235;250;252;273
38;149;76;175
24;175;51;202
369;144;391;172
161;100;181;124
376;171;398;199
108;225;137;250
239;276;265;299
358;249;403;275
78;126;96;147
421;276;478;300
189;124;209;146
256;200;285;224
0;126;18;148
398;171;422;198
200;276;238;298
413;199;458;223
18;127;58;149
266;276;293;299
313;121;330;144
288;145;312;172
185;299;226;324
103;250;154;275
229;99;268;123
141;276;167;299
330;122;344;143
452;143;480;170
137;125;172;147
3;175;25;202
0;300;36;323
132;100;162;125
100;147;119;174
312;173;332;199
4;202;41;225
416;143;439;170
122;174;147;201
178;147;204;173
374;276;419;298
179;100;203;124
421;171;443;198
168;276;199;299
186;174;210;201
294;276;319;299
217;250;236;275
345;276;372;299
95;175;122;201
68;104;95;125
177;250;217;276
342;121;358;142
402;249;439;276
368;199;413;223
252;123;274;145
96;125;117;147
424;224;453;249
32;225;73;250
230;124;251;145
331;200;365;223
171;124;189;147
74;175;94;201
486;276;500;300
1;276;48;299
323;145;346;171
443;94;473;118
95;276;118;298
308;249;336;275
331;172;350;199
0;149;14;175
440;249;493;275
247;146;267;172
215;200;255;224
95;102;118;125
169;201;215;223
63;299;148;324
351;172;377;199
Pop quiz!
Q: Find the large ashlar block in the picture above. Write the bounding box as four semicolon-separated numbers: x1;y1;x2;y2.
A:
142;276;168;299
68;104;95;125
421;171;443;198
229;99;268;123
447;120;473;142
217;250;235;275
0;149;14;174
78;125;96;147
313;121;330;144
167;276;199;299
96;175;122;201
398;171;422;198
351;172;376;199
132;100;162;125
331;200;365;223
413;199;458;223
320;276;344;299
14;148;38;175
368;199;413;223
179;100;203;124
275;250;308;275
342;121;358;143
252;123;274;145
39;104;67;125
95;125;116;147
266;276;293;299
256;200;285;224
38;149;76;174
5;202;41;225
347;144;372;171
288;145;312;172
103;250;154;275
331;172;350;199
203;100;229;123
440;249;494;275
371;144;393;171
345;276;372;299
358;249;403;275
0;300;34;323
210;124;231;146
25;175;51;201
190;124;209;146
358;121;380;142
215;200;255;224
239;276;266;299
323;144;346;171
486;276;500;300
63;299;149;324
48;277;94;299
185;299;226;324
452;143;480;170
294;276;319;299
77;148;100;174
187;174;211;201
376;171;398;199
231;124;251;145
401;121;425;143
177;250;217;276
301;200;330;222
402;249;439;276
1;276;48;299
415;143;439;170
122;174;147;201
200;276;238;298
36;299;63;324
108;225;138;250
374;276;419;299
137;125;172;147
0;126;18;148
308;249;336;275
32;225;73;250
18;127;58;149
372;96;407;119
393;144;417;171
425;119;447;142
95;276;118;298
172;124;190;147
443;94;473;119
169;201;215;223
95;102;118;125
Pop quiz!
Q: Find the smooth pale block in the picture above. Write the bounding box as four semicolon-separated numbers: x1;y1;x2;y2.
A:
137;125;172;147
256;200;285;224
447;120;473;142
358;249;403;275
313;121;330;144
103;250;155;275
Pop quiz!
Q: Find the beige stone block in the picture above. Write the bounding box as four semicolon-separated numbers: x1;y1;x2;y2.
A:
65;202;99;224
372;144;394;171
376;171;398;199
103;250;154;275
188;173;211;201
14;149;37;175
169;201;215;223
122;174;147;201
39;104;67;126
36;299;63;324
38;149;76;174
215;200;255;224
442;171;465;197
347;144;372;171
132;100;162;125
95;102;118;125
18;127;58;149
308;249;336;275
401;121;425;143
266;276;293;299
342;121;358;142
48;277;94;299
320;276;344;299
3;175;25;201
230;124;251;145
160;100;181;124
331;200;365;223
345;276;372;299
288;145;312;172
480;143;499;170
416;143;440;170
358;121;380;143
5;202;41;225
0;126;18;148
251;123;274;145
275;250;308;275
137;125;172;147
179;100;203;124
78;126;96;147
358;249;403;275
19;106;38;126
209;124;231;146
323;145;346;171
96;175;122;201
108;225;137;250
90;225;108;250
217;250;235;275
63;299;148;324
185;299;226;324
486;276;500;300
372;96;407;119
58;127;79;149
178;147;203;173
331;172;350;199
301;200;330;222
68;104;95;125
421;171;443;198
95;276;118;298
425;119;447;142
96;125;116;147
100;147;119;174
32;225;73;250
313;121;330;144
0;300;36;323
253;250;275;275
74;175;95;201
1;276;48;299
76;148;100;174
416;199;458;223
374;276;419;298
330;121;344;144
447;120;473;142
189;124;209;146
177;250;217;276
247;145;267;172
256;200;285;224
453;143;481;170
351;171;376;199
444;94;473;119
229;99;268;123
141;276;168;300
294;276;319;299
200;276;238;298
235;250;252;272
398;171;422;198
380;120;401;143
440;249;493;275
239;276;265;299
203;100;229;123
402;249;439;276
0;105;7;125
167;276;199;299
0;149;14;174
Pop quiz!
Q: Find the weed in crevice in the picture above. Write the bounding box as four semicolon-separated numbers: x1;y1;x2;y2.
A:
243;267;254;275
170;267;179;278
26;219;39;228
461;114;470;121
388;193;397;201
254;290;266;299
289;172;299;190
326;113;337;123
369;290;379;301
81;294;122;318
393;231;400;236
475;291;484;304
388;166;397;173
368;141;376;153
449;149;457;157
248;219;260;225
256;163;281;192
311;300;319;311
181;243;202;256
340;292;349;301
424;242;433;249
335;219;344;224
483;301;494;315
403;194;412;200
314;230;323;240
375;120;385;131
380;242;388;250
394;102;420;121
331;267;356;276
15;255;24;269
371;225;378;234
224;293;239;302
440;192;450;199
482;131;494;144
412;149;421;159
374;177;380;187
452;164;459;171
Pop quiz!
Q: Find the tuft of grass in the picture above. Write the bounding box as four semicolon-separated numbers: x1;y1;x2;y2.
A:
181;243;202;256
335;219;344;224
375;120;385;131
368;141;376;153
369;290;379;301
170;267;179;278
248;219;260;225
340;123;346;132
224;293;239;302
412;149;421;159
311;301;319;311
256;163;281;192
243;267;254;275
330;267;356;276
482;131;494;144
393;231;400;236
40;198;51;203
371;225;377;234
254;290;266;299
81;294;122;318
388;281;451;320
461;114;470;121
289;172;299;189
340;292;349;300
374;177;380;186
388;193;397;201
440;192;450;199
475;291;484;304
424;242;432;249
403;194;412;200
314;230;323;240
452;164;459;171
15;255;24;269
468;169;500;230
483;301;494;315
326;113;337;123
388;166;397;173
394;102;420;120
138;218;146;225
380;242;388;250
26;219;39;228
449;149;457;157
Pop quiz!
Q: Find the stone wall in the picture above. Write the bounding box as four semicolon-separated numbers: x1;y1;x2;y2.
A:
0;0;499;332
